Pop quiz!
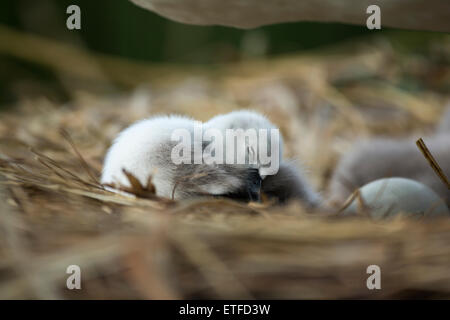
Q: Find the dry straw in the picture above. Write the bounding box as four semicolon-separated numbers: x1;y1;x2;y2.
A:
0;27;450;299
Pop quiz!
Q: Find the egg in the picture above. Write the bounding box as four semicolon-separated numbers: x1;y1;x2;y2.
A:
341;177;449;219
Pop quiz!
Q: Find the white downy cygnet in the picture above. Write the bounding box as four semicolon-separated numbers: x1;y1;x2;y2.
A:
329;108;450;206
102;115;255;200
102;111;321;206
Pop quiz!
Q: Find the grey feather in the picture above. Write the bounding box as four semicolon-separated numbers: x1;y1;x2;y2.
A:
329;133;450;205
262;161;321;207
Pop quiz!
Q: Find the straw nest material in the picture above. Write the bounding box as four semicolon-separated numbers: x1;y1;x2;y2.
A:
1;32;450;299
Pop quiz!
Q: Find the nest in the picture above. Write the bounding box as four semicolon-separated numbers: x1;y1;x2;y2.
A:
1;30;450;299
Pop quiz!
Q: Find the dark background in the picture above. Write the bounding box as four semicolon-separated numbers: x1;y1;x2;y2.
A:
0;0;446;106
0;0;375;63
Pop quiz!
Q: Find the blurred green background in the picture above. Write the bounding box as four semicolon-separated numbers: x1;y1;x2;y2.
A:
0;0;374;63
0;0;446;107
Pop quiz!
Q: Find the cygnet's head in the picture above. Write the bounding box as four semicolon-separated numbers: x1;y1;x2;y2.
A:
204;110;284;178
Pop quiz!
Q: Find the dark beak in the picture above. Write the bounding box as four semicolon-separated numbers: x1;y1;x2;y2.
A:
247;170;262;202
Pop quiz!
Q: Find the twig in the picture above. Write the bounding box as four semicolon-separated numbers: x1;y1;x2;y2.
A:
416;138;450;189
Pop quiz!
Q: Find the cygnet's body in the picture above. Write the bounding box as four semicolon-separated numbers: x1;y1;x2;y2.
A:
262;161;321;207
329;109;450;205
101;115;251;199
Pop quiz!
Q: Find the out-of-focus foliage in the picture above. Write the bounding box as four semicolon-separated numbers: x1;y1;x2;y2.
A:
0;0;447;107
0;0;374;63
